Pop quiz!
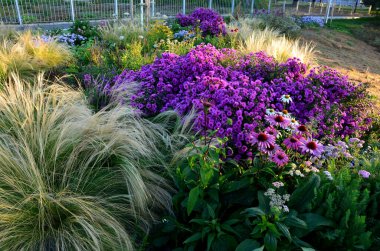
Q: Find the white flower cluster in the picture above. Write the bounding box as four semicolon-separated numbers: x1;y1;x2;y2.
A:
323;170;333;181
264;188;290;213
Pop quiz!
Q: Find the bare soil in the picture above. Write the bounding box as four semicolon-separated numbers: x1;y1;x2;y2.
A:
301;28;380;106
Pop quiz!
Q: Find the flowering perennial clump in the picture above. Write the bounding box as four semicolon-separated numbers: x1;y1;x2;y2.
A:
176;8;226;36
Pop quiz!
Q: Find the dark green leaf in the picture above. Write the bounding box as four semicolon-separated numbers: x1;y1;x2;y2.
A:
235;239;261;251
275;222;291;241
207;233;216;251
242;207;265;217
184;232;202;244
264;233;277;251
284;216;307;229
289;174;320;212
187;186;200;215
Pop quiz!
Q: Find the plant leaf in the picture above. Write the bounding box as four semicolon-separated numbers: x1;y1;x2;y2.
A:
235;239;261;251
187;186;200;215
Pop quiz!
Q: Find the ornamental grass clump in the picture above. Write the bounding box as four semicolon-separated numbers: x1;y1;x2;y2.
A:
111;44;372;160
239;28;316;65
0;31;73;81
0;74;171;250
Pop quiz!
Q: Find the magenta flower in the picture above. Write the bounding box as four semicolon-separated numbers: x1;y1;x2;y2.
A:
249;132;276;149
259;143;280;155
294;124;309;135
358;170;370;178
265;126;279;138
266;114;291;129
299;139;324;157
283;135;303;150
270;150;289;167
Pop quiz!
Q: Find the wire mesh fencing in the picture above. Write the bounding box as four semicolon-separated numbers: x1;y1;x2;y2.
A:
0;0;372;25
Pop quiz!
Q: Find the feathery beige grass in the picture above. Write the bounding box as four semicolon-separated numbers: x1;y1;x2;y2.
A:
0;31;73;81
239;28;316;65
0;74;173;250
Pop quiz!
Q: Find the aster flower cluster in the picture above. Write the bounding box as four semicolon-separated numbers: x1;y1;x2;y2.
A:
298;16;325;27
173;30;195;41
176;8;226;36
57;33;86;46
110;44;372;161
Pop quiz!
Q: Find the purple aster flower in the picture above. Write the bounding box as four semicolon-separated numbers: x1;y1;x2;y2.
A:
270;150;289;167
299;138;324;157
266;114;291;129
249;132;276;149
358;170;370;178
283;135;303;150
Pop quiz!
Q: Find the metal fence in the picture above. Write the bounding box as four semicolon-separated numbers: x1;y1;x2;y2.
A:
0;0;372;25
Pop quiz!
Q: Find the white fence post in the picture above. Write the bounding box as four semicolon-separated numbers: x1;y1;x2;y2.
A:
70;0;75;22
209;0;212;9
130;0;134;20
151;0;155;17
308;1;312;14
231;0;235;14
368;5;372;14
325;0;332;23
268;0;271;12
114;0;119;19
296;0;299;13
140;0;144;27
283;0;286;14
251;0;255;16
183;0;186;14
14;0;23;25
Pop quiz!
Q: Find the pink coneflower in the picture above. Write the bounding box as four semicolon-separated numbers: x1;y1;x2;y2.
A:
299;139;324;157
266;114;291;129
270;150;289;167
358;170;370;178
249;132;276;149
259;143;280;155
265;126;279;138
283;135;303;150
294;124;308;134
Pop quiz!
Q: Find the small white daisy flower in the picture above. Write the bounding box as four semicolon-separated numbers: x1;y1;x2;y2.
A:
119;35;125;40
281;94;293;104
138;35;144;39
266;108;276;115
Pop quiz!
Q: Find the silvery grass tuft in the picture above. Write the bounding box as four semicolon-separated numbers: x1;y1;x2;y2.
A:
239;28;316;65
0;74;172;250
0;31;73;81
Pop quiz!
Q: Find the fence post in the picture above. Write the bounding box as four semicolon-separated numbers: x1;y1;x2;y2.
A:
268;0;271;13
140;0;144;27
308;1;312;14
368;5;372;14
320;3;323;14
283;0;286;14
325;0;332;23
209;0;212;9
151;0;155;17
251;0;255;16
114;0;119;19
183;0;186;14
231;0;235;14
130;0;134;19
296;0;299;13
14;0;23;25
70;0;75;22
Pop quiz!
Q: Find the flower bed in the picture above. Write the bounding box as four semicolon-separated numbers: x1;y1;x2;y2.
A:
111;44;372;160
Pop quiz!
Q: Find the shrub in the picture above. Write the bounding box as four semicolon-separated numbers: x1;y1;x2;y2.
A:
0;31;73;81
110;44;372;159
176;8;226;37
0;74;172;250
146;21;174;51
239;28;315;65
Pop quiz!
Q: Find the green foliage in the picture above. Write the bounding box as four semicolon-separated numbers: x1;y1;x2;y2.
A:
121;41;153;70
69;20;100;40
258;14;301;38
146;21;173;52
